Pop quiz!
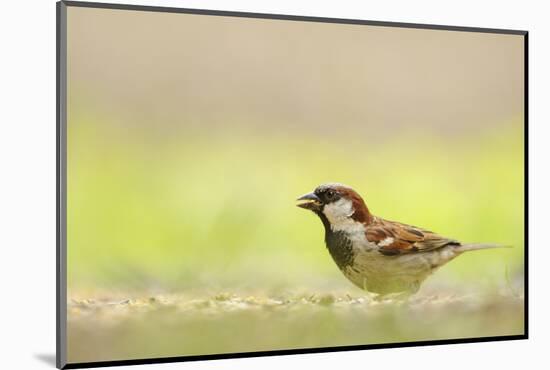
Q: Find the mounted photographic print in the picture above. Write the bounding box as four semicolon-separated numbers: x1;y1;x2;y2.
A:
57;1;528;368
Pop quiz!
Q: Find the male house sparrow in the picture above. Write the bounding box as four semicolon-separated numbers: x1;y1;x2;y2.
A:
297;183;503;297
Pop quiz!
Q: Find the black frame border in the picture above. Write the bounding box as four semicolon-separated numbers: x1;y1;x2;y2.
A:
57;1;68;368
56;1;529;369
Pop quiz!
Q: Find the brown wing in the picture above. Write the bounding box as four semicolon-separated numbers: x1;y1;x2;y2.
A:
365;219;459;256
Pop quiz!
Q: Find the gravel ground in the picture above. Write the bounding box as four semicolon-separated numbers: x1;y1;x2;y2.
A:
67;289;525;364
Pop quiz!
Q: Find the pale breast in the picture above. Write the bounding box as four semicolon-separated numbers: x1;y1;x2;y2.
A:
341;245;459;295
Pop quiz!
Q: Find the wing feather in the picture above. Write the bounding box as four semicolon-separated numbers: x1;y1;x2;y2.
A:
365;219;459;255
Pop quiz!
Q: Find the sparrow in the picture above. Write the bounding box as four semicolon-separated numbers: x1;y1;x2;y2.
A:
297;183;503;298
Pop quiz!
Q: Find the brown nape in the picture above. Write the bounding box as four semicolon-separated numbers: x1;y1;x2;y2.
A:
337;187;374;225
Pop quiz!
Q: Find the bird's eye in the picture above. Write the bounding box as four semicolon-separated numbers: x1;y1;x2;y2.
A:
326;190;335;199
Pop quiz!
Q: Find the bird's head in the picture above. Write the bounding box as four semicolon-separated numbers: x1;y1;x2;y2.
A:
296;183;373;226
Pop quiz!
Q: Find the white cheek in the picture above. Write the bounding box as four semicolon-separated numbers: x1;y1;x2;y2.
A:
323;199;367;247
323;198;354;224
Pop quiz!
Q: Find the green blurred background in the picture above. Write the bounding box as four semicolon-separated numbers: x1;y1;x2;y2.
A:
66;7;524;363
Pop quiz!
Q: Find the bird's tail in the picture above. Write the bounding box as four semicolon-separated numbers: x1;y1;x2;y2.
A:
454;243;511;253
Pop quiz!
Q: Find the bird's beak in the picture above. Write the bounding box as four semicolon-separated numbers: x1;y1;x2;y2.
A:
296;192;322;211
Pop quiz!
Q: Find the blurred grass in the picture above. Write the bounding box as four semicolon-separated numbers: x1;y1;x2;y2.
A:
67;112;524;292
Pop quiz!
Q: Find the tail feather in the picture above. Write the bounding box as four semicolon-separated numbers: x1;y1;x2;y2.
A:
454;243;511;253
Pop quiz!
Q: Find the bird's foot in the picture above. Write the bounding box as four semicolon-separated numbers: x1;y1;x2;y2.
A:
371;292;413;304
